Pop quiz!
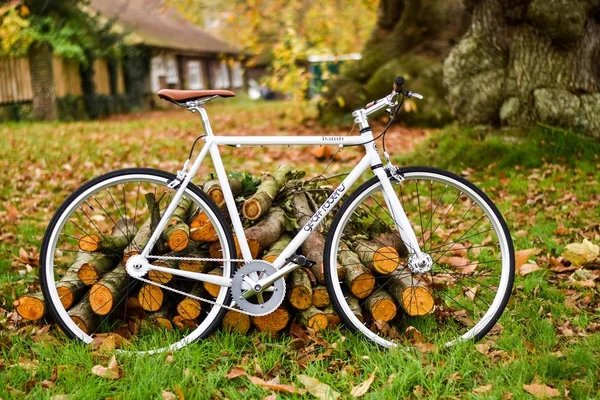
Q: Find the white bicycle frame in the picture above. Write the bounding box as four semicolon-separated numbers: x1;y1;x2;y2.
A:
138;94;424;295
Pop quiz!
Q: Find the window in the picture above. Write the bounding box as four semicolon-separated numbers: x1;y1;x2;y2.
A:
231;61;244;88
187;61;204;89
165;55;179;85
150;56;165;92
212;61;230;89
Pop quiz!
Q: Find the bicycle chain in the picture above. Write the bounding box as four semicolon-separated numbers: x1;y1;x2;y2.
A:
139;256;286;317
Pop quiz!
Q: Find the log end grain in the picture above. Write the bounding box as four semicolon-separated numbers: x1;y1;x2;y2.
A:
138;285;164;312
369;297;397;322
90;284;113;316
172;315;197;330
252;308;290;333
373;246;401;274
289;286;312;310
15;295;45;321
167;227;189;252
79;234;100;252
77;263;99;285
402;286;435;316
349;273;376;299
222;310;251;334
57;286;74;309
176;298;202;320
312;286;330;308
242;199;262;221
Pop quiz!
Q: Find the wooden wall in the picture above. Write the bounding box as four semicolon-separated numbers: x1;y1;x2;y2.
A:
0;57;32;104
52;56;82;97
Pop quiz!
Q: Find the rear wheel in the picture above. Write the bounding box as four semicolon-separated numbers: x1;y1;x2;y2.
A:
40;168;236;354
324;167;514;347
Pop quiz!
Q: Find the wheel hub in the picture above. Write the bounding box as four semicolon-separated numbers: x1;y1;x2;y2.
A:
231;261;285;316
407;253;433;274
125;254;150;278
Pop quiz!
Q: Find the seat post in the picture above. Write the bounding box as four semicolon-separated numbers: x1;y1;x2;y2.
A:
188;105;214;137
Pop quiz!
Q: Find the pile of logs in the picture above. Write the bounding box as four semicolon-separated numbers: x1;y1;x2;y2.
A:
15;166;434;338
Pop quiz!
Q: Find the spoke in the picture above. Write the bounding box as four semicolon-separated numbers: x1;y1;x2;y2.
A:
415;180;425;247
424;191;461;251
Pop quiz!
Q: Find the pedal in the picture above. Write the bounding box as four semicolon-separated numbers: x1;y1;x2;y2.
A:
285;254;316;268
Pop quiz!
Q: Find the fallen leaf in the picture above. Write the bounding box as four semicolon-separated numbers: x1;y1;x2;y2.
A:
225;367;246;379
91;355;120;380
162;390;176;400
298;375;340;400
522;383;561;398
562;239;599;266
50;395;71;400
519;262;542;276
473;384;493;394
262;395;277;400
248;375;306;395
515;249;541;270
350;367;377;397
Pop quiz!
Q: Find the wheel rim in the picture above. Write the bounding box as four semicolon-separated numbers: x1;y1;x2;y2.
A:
42;172;232;354
328;171;513;347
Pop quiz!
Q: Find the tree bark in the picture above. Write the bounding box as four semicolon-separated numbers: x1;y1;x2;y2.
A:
320;0;469;126
298;306;329;332
444;0;600;136
388;271;434;316
161;197;192;251
56;251;92;309
353;239;401;275
245;207;287;256
262;235;292;263
176;283;205;320
68;293;99;334
339;245;376;299
77;254;118;285
288;268;313;310
203;267;224;297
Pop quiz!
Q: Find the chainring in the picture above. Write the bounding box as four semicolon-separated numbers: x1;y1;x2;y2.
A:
231;261;285;316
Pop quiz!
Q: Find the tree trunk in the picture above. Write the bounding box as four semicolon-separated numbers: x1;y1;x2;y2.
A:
312;285;330;308
68;293;99;334
262;235;292;263
89;265;128;316
56;251;94;309
288;268;313;310
320;0;469;126
353;239;401;275
203;267;224;297
388;271;434;316
242;166;291;220
245;207;287;256
365;290;398;322
322;305;342;328
339;245;376;299
149;305;174;330
444;0;600;136
77;254;118;285
161;197;192;251
176;283;205;320
298;306;329;331
189;212;219;243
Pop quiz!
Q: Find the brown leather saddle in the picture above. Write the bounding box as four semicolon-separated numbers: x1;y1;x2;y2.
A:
157;89;235;104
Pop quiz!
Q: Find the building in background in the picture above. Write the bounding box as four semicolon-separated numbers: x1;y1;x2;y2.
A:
0;0;244;121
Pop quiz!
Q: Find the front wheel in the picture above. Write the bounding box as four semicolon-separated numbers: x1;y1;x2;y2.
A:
40;168;236;354
324;167;514;348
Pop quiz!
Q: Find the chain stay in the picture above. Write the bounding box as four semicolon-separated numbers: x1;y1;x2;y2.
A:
139;256;286;317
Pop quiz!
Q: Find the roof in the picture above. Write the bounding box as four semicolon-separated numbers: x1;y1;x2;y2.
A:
89;0;241;55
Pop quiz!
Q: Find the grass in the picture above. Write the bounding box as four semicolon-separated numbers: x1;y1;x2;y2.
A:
1;100;599;398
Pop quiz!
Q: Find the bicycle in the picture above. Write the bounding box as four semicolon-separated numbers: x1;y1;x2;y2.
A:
40;76;514;354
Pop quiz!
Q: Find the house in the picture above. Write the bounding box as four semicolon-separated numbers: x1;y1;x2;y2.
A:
0;0;243;121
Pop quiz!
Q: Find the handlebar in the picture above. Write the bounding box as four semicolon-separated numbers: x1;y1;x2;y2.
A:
364;76;423;115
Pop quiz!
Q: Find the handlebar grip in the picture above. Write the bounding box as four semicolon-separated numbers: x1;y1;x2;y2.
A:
393;76;405;92
410;92;424;100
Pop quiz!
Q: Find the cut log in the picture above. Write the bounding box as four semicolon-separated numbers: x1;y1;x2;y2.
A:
365;290;398;322
322;305;341;328
77;254;118;285
288;268;313;311
122;217;153;262
138;284;164;312
14;292;45;321
203;267;224;297
178;254;209;273
242;165;291;220
375;232;409;258
161;197;192;251
56;252;92;309
126;296;146;319
172;315;197;330
148;257;179;284
149;305;173;330
262;235;291;263
312;285;330;308
354;239;400;275
176;284;205;320
209;236;260;259
203;177;242;208
68;293;99;334
78;217;137;254
346;294;364;323
89;265;128;316
245;207;286;256
389;272;435;316
251;307;290;333
145;193;168;254
298;306;328;332
339;245;375;299
189;212;219;243
222;310;251;334
291;192;327;283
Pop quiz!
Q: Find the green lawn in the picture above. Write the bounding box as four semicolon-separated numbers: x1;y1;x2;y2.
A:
1;100;599;399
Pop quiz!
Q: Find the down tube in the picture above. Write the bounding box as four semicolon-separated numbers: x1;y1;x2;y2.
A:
271;154;374;269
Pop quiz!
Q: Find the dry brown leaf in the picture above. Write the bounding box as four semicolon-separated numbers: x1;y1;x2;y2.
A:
262;395;277;400
522;383;561;398
298;374;340;400
473;384;493;394
225;367;246;379
173;386;185;400
162;390;176;400
91;355;120;380
248;376;306;395
50;395;71;400
515;249;541;270
563;239;599;266
350;367;377;397
519;262;542;276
